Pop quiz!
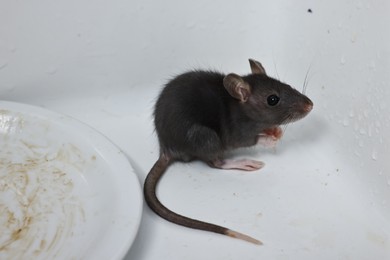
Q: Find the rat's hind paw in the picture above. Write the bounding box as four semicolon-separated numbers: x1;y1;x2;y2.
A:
210;159;264;171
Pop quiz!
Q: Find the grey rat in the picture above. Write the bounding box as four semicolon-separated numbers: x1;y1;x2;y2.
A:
144;59;313;245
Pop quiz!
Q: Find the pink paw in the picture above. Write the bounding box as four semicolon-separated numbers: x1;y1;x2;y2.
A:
210;159;264;171
257;126;283;148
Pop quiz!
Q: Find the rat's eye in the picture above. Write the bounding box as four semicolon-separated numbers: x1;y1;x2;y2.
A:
267;94;280;106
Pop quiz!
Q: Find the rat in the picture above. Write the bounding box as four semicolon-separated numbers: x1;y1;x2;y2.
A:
144;59;313;245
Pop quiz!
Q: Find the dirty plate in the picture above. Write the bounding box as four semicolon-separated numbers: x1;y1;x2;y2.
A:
0;101;142;260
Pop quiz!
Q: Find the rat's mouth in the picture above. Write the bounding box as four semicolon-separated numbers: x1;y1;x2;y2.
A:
280;110;311;125
281;100;313;125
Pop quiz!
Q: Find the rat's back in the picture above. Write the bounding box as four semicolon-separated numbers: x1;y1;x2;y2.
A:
154;70;229;158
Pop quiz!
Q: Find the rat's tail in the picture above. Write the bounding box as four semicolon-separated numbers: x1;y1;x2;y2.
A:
143;154;262;245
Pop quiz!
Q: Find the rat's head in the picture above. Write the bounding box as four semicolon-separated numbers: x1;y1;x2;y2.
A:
223;59;313;126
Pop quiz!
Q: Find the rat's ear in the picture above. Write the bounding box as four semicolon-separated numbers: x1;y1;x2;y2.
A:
249;59;266;75
223;73;251;102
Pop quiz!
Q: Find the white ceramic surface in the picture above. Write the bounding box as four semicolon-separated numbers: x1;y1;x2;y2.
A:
0;0;389;259
0;101;142;260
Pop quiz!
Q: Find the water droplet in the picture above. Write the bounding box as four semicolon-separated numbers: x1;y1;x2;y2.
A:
186;22;196;29
379;171;383;175
340;56;346;65
358;140;364;147
359;128;367;135
342;118;349;126
349;110;355;118
368;125;373;137
371;149;378;161
218;19;227;26
350;33;357;43
368;61;376;70
363;110;369;118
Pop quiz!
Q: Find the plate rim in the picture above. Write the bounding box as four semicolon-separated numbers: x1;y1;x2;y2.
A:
0;100;143;259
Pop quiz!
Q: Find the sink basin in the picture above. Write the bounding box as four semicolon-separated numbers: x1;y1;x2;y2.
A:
0;0;389;259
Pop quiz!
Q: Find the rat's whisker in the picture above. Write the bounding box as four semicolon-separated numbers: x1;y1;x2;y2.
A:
281;113;296;135
283;123;289;134
302;68;309;94
302;61;315;94
272;56;281;80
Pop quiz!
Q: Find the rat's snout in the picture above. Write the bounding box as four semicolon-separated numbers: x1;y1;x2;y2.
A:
304;97;313;113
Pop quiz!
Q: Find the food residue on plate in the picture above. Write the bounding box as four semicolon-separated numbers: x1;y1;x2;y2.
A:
0;111;87;259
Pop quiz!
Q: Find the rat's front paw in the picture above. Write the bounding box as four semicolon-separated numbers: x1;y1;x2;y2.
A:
257;126;283;148
257;135;278;148
263;126;283;139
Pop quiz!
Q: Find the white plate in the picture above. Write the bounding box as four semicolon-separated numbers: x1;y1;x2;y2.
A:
0;101;142;260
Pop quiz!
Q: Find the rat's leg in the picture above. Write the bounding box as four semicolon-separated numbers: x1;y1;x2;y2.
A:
186;124;265;171
185;124;223;155
257;126;283;148
208;159;264;171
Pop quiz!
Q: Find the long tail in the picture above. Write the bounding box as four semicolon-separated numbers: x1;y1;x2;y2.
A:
143;154;262;245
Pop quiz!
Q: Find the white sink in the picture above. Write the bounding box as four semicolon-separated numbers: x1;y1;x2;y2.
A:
0;0;389;259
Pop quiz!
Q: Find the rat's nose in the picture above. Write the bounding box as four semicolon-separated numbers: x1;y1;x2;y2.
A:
304;97;313;113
